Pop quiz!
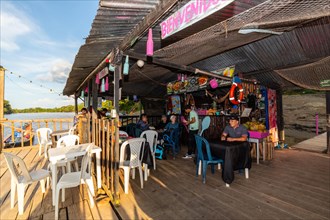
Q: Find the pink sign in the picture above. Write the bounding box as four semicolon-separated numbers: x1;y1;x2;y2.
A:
160;0;234;39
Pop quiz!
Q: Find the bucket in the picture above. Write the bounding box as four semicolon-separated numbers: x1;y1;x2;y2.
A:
209;78;218;89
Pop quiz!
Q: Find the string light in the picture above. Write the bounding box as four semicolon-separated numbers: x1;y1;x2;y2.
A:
5;68;67;97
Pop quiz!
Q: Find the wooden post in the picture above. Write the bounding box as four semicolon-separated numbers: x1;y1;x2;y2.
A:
87;81;92;143
92;76;98;143
276;89;285;144
326;91;330;154
0;66;5;153
113;60;122;204
74;94;78;114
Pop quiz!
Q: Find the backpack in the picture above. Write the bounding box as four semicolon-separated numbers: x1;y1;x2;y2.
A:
155;144;166;160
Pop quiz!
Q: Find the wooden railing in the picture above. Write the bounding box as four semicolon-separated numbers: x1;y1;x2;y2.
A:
0;118;73;150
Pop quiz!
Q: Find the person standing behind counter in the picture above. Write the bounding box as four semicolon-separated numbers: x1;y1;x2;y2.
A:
221;114;248;142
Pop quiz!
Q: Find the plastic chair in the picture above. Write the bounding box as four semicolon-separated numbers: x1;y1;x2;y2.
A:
140;130;158;181
36;128;53;158
55;135;80;172
119;130;129;137
55;144;94;220
140;130;158;170
68;125;77;135
194;135;223;184
163;128;180;158
3;152;50;215
119;138;145;194
199;116;211;136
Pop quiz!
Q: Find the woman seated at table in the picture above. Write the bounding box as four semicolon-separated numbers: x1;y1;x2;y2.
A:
164;115;179;132
136;114;150;131
221;115;248;142
160;115;179;140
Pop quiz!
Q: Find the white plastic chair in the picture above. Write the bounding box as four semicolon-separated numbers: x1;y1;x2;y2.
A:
119;130;129;137
36;128;53;158
140;130;158;181
68;125;77;135
56;135;80;172
119;138;145;194
55;144;95;220
3;152;50;215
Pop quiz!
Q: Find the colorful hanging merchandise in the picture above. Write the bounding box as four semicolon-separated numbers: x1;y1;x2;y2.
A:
105;77;109;91
171;95;181;114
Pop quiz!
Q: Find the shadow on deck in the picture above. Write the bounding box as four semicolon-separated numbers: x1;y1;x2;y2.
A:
1;144;329;219
0;146;118;220
115;149;330;220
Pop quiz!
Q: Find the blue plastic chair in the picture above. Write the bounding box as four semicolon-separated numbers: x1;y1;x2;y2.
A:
199;116;211;136
163;128;180;158
194;134;223;184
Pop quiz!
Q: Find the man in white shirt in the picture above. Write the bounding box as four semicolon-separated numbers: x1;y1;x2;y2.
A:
183;105;199;159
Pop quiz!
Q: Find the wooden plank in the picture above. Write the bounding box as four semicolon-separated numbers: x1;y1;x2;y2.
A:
67;200;93;220
125;50;233;81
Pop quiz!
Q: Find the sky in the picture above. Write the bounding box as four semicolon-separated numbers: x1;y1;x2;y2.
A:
0;0;98;109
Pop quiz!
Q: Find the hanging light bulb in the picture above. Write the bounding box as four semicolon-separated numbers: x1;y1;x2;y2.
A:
137;60;144;68
123;55;129;75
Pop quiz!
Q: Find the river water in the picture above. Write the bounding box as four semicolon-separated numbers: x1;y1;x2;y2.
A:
3;112;75;145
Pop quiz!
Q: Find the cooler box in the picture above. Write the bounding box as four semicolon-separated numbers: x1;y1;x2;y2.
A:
248;131;269;139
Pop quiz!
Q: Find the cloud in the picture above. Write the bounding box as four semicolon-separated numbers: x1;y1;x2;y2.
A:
0;3;34;51
37;59;72;83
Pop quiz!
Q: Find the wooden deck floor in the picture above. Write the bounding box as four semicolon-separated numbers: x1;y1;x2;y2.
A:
1;145;329;220
292;132;327;153
115;149;330;220
0;146;118;220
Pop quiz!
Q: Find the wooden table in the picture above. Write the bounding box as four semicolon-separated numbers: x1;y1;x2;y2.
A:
48;143;102;206
50;129;69;146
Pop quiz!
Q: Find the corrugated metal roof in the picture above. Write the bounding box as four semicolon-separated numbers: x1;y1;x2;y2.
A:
64;0;330;97
191;16;330;89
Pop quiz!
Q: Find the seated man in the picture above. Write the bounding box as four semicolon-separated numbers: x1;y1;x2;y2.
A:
156;115;168;131
221;115;248;142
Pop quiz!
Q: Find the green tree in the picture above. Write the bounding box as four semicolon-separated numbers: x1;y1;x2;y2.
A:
4;100;13;114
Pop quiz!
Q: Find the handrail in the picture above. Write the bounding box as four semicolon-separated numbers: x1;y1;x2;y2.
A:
1;118;73;149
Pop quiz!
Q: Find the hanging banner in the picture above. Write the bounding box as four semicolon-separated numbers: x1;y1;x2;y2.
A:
171;95;181;114
267;89;277;129
160;0;234;39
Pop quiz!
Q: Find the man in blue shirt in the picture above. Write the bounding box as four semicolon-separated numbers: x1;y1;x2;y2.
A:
221;115;248;142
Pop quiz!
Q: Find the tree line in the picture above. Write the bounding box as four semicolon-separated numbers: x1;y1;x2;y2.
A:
4;99;140;114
